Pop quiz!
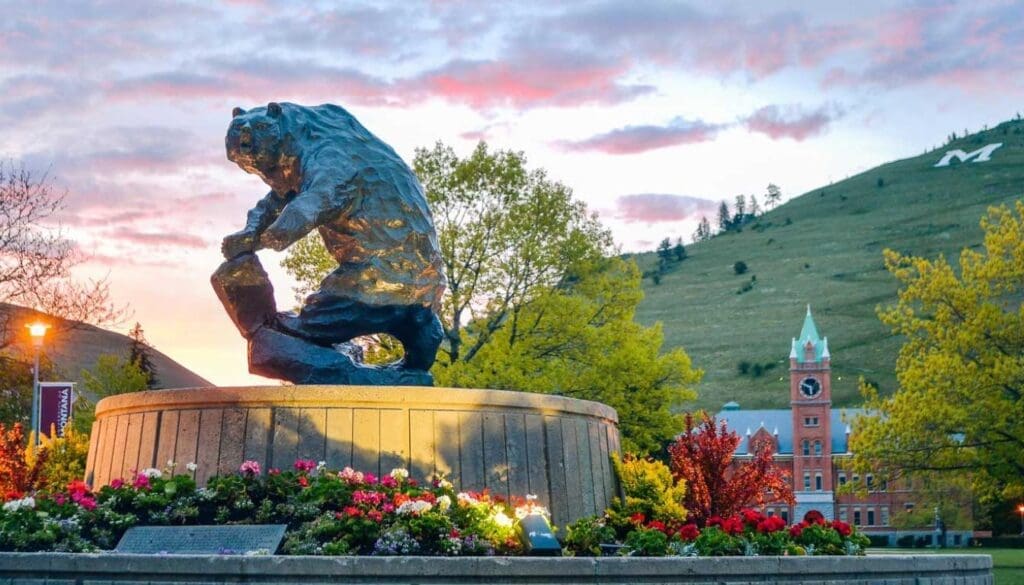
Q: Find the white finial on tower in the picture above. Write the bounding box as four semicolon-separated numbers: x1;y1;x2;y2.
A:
790;338;798;359
773;426;779;436
807;304;812;316
822;337;830;359
845;424;852;434
746;427;752;436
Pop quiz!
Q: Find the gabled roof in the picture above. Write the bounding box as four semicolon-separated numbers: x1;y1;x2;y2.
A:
713;407;865;455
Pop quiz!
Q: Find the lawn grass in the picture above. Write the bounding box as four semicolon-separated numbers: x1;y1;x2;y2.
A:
868;547;1024;585
633;119;1024;412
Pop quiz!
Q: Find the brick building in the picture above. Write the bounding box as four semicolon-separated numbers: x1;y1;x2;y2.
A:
715;307;920;537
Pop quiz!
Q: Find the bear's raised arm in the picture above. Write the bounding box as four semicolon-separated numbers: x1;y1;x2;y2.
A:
258;149;358;251
221;191;291;259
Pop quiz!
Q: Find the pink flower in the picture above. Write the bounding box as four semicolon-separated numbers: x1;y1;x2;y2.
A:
132;474;150;490
239;460;261;476
268;468;281;476
382;503;395;514
363;472;378;485
380;476;398;489
109;478;124;489
53;494;67;505
293;459;316;472
78;496;97;511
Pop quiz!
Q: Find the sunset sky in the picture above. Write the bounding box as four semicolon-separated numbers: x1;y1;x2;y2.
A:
3;0;1023;386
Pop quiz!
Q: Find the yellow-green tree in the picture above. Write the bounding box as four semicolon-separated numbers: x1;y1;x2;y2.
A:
73;354;150;434
849;201;1024;498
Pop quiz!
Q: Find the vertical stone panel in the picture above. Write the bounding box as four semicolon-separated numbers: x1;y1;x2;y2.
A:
545;416;568;528
243;408;271;469
173;410;200;476
137;412;160;471
155;410;179;475
379;409;408;473
561;417;583;522
597;422;614;508
524;415;550;508
121;413;144;476
576;418;596;516
217;408;247;477
434;411;460;485
458;412;484;490
271;408;301;470
587;420;606;514
504;414;529;498
85;417;104;486
325;408;353;469
352;409;380;475
409;410;435;482
195;409;223;484
482;412;508;499
109;415;130;483
297;408;327;463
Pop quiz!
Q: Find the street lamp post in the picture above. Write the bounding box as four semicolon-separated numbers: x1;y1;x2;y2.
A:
26;322;49;445
1017;504;1024;536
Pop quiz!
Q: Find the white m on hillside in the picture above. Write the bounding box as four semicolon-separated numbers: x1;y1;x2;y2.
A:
934;143;1003;167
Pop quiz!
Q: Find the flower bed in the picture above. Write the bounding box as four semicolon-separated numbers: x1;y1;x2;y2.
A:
0;460;868;557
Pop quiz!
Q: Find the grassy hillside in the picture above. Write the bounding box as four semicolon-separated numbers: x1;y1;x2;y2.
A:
1;303;211;391
633;119;1024;412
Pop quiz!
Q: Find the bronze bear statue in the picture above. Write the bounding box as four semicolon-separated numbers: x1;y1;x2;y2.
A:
211;102;446;386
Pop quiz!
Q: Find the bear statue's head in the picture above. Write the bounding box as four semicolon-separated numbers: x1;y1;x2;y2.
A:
226;102;293;187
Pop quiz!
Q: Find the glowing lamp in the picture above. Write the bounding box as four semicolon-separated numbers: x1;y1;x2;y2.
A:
26;322;49;347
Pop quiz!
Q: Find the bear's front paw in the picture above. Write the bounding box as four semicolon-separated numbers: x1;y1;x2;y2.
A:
221;231;256;259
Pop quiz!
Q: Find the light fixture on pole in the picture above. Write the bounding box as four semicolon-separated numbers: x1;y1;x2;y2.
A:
26;322;49;445
1017;504;1024;536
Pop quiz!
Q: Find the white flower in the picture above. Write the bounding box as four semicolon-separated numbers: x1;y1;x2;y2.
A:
396;500;433;515
2;496;36;512
436;478;453;490
140;468;163;479
185;462;198;472
436;495;452;511
457;492;479;506
526;494;538;501
492;510;514;528
389;468;409;481
316;461;327;472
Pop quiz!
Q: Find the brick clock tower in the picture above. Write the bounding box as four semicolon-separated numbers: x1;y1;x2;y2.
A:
789;306;834;521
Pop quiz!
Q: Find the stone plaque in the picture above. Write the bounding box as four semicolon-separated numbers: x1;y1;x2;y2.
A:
115;524;287;555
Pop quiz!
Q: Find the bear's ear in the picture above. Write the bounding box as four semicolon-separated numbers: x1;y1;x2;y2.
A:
232;107;246;118
266;102;283;118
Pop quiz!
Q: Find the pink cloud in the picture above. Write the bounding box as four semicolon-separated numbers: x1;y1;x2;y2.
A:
555;117;725;154
743;104;843;141
107;229;208;249
615;194;719;223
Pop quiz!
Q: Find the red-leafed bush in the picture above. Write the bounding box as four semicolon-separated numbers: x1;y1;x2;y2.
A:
667;413;794;526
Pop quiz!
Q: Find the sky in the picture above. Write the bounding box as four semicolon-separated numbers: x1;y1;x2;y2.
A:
3;0;1023;386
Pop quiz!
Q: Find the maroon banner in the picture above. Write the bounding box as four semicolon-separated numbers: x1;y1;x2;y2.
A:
39;382;75;438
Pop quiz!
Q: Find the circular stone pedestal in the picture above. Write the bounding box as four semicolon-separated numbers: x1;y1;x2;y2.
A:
85;386;621;527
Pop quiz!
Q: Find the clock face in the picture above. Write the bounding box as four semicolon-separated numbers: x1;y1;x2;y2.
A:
799;377;822;398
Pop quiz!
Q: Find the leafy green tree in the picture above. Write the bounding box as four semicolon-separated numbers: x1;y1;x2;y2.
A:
74;354;149;434
434;258;700;453
849;202;1024;500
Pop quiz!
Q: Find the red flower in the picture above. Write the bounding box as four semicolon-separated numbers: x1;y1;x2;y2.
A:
367;509;383;523
343;506;362;518
789;521;809;538
77;496;97;511
678;523;700;541
741;508;764;526
757;516;787;533
3;490;23;501
721;516;744;535
707;515;724;527
803;510;826;525
268;468;281;476
831;520;852;537
109;478;124;489
298;476;309;487
629;512;646;525
408;479;418;487
67;480;90;496
646;520;668;534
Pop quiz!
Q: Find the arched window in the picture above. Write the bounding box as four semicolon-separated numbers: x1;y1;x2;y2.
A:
814;440;822;456
802;440;810;456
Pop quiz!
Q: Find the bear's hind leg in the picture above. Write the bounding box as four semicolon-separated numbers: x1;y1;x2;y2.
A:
391;307;444;371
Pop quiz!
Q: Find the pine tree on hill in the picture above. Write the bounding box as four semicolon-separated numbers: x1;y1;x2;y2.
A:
127;322;158;389
766;183;782;209
673;237;686;261
717;201;731;231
